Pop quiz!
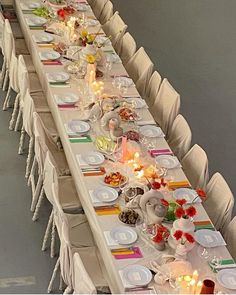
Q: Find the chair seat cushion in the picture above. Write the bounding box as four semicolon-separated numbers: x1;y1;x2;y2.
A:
31;91;50;112
15;39;29;55
23;55;35;73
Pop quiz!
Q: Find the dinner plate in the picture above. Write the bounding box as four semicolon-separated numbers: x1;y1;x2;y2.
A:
41;50;60;61
195;229;226;248
173;188;200;203
155;155;180;169
54;93;78;105
27;16;47;26
122;265;153;286
110;226;138;245
33;32;53;43
47;72;70;83
217;269;236;290
126;97;146;109
82;152;105;166
95;36;111;46
139;125;163;138
85;19;99;27
93;187;118;203
114;76;133;87
74;3;89;11
28;2;41;9
67;120;90;134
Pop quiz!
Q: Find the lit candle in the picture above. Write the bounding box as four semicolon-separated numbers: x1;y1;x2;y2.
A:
194;281;203;294
192;270;199;282
189;279;196;294
121;136;127;161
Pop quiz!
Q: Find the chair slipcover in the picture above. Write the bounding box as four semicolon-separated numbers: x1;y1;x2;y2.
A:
0;12;5;50
9;52;19;92
92;0;108;20
22;89;35;138
181;144;209;189
98;0;113;25
118;32;136;65
167;114;192;160
125;47;154;97
151;78;180;136
204;173;234;234
3;19;15;69
102;12;127;51
145;70;162;107
224;216;236;260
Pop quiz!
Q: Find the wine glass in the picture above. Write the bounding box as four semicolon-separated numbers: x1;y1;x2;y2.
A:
103;55;113;81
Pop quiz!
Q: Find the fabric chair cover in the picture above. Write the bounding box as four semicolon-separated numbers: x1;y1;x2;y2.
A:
125;47;154;97
0;12;5;50
72;252;96;294
9;52;19;92
181;144;209;189
99;0;113;25
167;114;192;160
204;173;234;233
118;32;136;64
224;217;236;260
22;89;35;138
3;19;15;69
151;78;180;136
92;0;108;20
145;70;162;107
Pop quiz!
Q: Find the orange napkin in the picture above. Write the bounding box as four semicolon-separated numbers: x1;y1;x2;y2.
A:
168;180;191;190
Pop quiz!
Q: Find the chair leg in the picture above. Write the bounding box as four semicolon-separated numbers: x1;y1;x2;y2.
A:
59;274;64;291
50;218;56;258
30;174;43;212
2;85;11;111
28;156;36;187
25;137;34;179
18;126;26;155
42;210;53;251
0;59;6;88
32;186;44;221
47;258;60;294
3;69;9;91
14;107;22;132
63;286;73;294
9;93;20;131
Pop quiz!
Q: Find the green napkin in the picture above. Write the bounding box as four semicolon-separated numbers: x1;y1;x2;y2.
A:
195;224;215;231
209;259;235;273
69;136;92;143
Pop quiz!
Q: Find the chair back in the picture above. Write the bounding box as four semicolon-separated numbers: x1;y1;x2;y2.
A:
167;114;192;160
99;0;113;24
0;11;5;50
3;19;15;67
118;32;136;64
181;144;209;189
224;216;236;261
72;252;96;294
18;55;29;101
145;70;162;107
9;52;19;92
125;47;153;97
22;89;35;137
151;78;180;135
204;173;234;233
92;0;108;19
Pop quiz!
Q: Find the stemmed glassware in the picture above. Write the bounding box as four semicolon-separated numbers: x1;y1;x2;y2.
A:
103;55;113;81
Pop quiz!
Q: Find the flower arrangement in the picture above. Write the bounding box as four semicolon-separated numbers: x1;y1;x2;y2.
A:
33;6;50;18
57;8;65;20
152;224;169;243
85;54;96;64
79;28;95;46
151;178;167;190
196;187;206;200
174;198;197;219
173;230;195;245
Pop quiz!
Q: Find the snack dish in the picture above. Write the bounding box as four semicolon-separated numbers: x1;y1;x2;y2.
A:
104;172;127;188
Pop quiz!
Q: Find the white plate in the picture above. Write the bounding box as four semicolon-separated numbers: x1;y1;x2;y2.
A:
74;3;89;11
195;229;226;248
110;226;137;245
67;120;90;134
28;2;41;9
217;269;236;290
33;32;53;43
86;19;99;27
27;16;47;26
173;188;200;203
126;97;146;109
47;72;70;83
95;36;111;46
82;152;105;166
114;76;133;87
41;50;60;61
122;265;152;286
93;187;118;203
54;93;78;104
155;155;180;169
139;125;163;138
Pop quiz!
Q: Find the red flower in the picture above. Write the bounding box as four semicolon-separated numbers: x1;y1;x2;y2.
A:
160;198;169;207
175;207;185;218
196;188;206;199
176;198;187;206
184;233;195;243
185;206;196;217
160;178;167;187
57;8;65;20
152;181;161;190
173;230;183;240
157;225;168;233
152;232;163;243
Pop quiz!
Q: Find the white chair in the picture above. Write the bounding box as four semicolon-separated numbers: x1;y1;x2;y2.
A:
29;112;69;216
181;144;209;189
102;11;127;52
145;70;162;108
204;173;234;234
125;47;154;97
99;0;113;25
117;32;136;65
167;114;192;160
151;78;180;136
92;0;108;20
224;216;236;261
0;11;4;51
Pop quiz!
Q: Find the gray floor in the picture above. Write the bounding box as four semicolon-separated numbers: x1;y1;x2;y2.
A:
0;0;236;293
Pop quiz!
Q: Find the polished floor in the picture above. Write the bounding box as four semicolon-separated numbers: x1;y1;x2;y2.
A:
0;0;236;293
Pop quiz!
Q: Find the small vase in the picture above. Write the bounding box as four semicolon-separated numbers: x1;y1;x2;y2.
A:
154;204;168;223
200;279;215;294
175;243;187;260
85;63;96;84
154;240;165;251
173;217;195;233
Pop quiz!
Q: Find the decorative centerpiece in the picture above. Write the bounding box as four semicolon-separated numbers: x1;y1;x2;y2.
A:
173;230;195;259
152;224;170;251
84;54;96;84
47;0;67;10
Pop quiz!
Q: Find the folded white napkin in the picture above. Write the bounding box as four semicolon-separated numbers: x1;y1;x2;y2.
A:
89;190;101;204
137;120;158;126
103;231;119;246
119;270;134;289
76;154;93;169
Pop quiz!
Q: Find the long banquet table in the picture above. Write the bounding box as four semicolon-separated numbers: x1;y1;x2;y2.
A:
15;1;234;293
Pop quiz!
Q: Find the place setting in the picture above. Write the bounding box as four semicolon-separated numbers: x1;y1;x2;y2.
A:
65;119;92;143
25;15;47;29
54;93;79;108
46;71;70;86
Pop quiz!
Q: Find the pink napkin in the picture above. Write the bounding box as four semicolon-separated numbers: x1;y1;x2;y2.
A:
112;247;143;259
148;148;173;157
